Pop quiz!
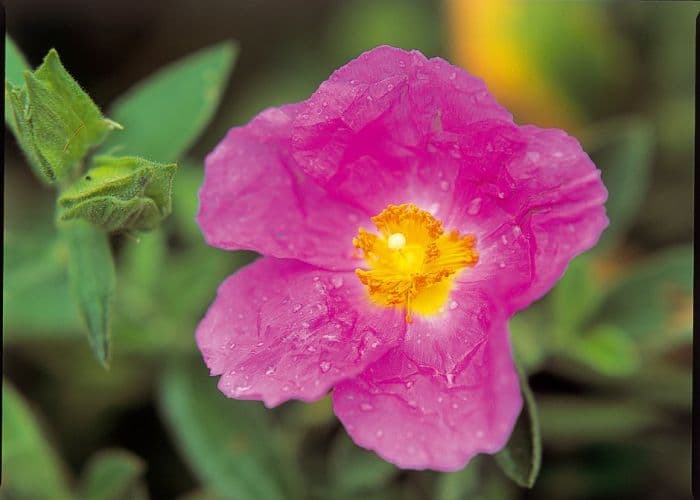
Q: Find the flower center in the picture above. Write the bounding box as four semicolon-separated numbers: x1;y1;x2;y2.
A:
353;203;478;322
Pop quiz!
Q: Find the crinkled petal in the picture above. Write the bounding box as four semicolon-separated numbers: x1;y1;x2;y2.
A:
197;104;367;271
196;257;405;408
447;122;608;313
402;285;498;375
332;314;521;471
290;46;513;215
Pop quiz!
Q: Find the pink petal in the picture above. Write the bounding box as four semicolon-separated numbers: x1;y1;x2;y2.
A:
290;46;513;216
196;257;405;408
332;314;521;471
448;122;608;313
197;104;367;271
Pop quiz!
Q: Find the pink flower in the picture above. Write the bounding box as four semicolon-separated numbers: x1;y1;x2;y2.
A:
196;46;607;471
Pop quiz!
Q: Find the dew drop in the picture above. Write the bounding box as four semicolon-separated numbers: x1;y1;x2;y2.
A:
405;380;414;389
439;180;450;191
501;234;508;245
376;429;384;438
467;197;482;215
350;79;360;85
446;373;456;385
512;225;522;237
235;385;252;393
319;361;331;373
407;399;418;408
360;402;374;411
497;191;505;199
331;276;344;288
265;366;276;376
292;304;302;313
448;301;458;310
499;261;506;269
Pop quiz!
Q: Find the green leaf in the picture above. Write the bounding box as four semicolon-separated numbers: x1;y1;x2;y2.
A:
7;49;120;184
494;365;541;488
78;449;147;500
596;245;692;342
58;155;177;232
538;396;662;448
5;35;31;136
171;160;205;241
1;381;73;500
59;219;116;367
328;432;397;495
4;230;83;338
566;324;640;377
550;254;600;340
159;360;303;500
101;41;237;161
436;460;480;500
585;117;654;247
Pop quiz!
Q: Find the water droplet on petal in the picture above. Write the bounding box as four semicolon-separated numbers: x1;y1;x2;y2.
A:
360;402;374;411
446;373;456;385
319;361;331;373
331;276;344;288
265;366;276;375
449;301;458;310
376;429;384;438
467;197;482;215
499;261;506;269
439;180;449;191
235;385;252;393
292;304;302;312
405;380;414;389
501;235;508;245
497;191;505;199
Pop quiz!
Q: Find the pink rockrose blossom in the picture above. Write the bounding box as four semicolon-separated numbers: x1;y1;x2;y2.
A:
196;45;608;471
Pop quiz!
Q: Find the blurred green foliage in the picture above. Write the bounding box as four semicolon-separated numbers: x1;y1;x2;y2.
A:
3;1;694;499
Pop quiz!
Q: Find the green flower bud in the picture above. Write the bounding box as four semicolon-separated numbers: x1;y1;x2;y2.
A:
6;49;121;184
58;155;177;232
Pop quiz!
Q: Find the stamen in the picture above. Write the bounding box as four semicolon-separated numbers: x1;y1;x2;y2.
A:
353;203;478;319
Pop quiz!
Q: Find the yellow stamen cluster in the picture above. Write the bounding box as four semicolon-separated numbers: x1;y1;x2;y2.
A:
353;203;478;321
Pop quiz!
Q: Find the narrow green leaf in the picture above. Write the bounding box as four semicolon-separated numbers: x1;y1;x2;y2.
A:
550;254;600;340
494;364;541;488
586;117;654;247
436;460;480;500
58;155;177;232
596;245;692;341
538;396;662;448
5;35;31;135
1;381;73;500
101;41;238;161
78;449;147;500
567;324;640;377
329;432;397;494
4;230;82;338
59;219;116;366
159;361;302;500
5;35;30;86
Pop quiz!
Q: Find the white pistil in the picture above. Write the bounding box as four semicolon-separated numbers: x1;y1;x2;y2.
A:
387;232;407;250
